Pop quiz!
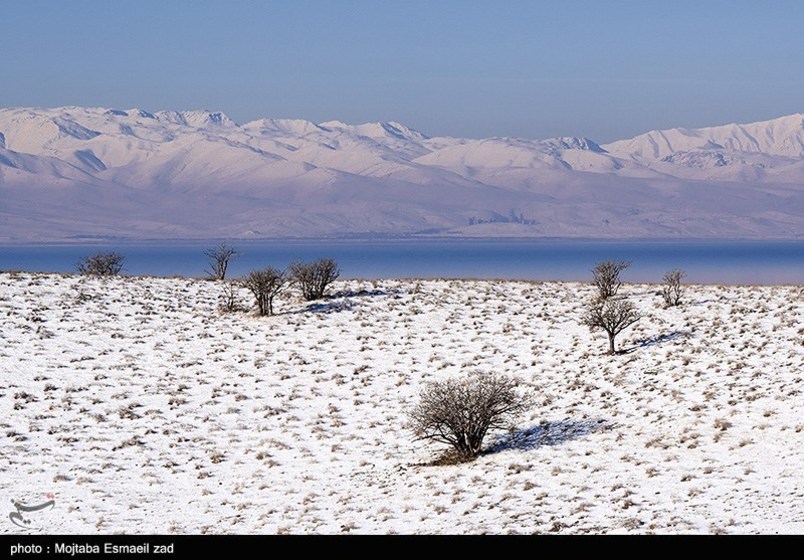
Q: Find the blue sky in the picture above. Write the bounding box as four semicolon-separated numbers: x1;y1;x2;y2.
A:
1;0;802;142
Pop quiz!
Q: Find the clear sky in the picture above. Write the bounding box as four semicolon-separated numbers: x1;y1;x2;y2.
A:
1;0;802;142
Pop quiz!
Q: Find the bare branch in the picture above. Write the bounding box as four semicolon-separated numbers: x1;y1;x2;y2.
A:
204;242;240;281
583;297;640;354
661;269;685;307
408;374;532;460
218;280;245;313
242;267;286;316
591;260;631;299
76;252;125;277
289;258;340;301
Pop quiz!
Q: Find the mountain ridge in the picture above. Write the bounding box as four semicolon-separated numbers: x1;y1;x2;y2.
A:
0;106;802;242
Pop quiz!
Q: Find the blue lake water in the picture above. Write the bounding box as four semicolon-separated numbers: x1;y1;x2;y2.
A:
0;239;801;285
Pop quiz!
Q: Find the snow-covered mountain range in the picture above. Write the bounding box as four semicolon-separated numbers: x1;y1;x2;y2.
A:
1;106;802;241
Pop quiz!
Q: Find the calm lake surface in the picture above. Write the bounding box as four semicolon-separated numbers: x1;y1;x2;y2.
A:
0;239;801;285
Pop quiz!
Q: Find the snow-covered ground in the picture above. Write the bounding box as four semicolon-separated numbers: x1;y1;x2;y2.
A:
1;272;801;534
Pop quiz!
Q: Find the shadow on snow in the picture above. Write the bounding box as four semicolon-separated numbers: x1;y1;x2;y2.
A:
293;288;401;315
329;288;400;299
486;418;612;454
629;330;692;351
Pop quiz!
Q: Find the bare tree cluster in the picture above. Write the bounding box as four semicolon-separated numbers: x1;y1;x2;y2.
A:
289;258;340;301
221;257;341;316
583;261;687;353
242;267;286;316
204;243;240;281
409;374;532;460
661;269;685;307
581;258;642;354
591;260;630;299
76;251;125;277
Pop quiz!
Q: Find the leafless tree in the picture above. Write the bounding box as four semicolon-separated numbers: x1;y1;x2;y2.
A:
583;297;641;354
661;269;685;307
204;243;240;281
76;251;125;276
592;260;631;299
408;374;532;461
289;258;340;301
242;267;286;316
218;280;244;313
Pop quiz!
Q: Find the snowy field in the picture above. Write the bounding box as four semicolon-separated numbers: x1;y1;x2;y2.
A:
1;272;802;534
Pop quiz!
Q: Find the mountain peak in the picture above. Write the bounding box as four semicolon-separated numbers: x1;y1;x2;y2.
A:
155;109;236;128
318;119;348;129
129;108;157;120
604;112;804;160
244;118;328;135
318;120;428;141
541;136;604;152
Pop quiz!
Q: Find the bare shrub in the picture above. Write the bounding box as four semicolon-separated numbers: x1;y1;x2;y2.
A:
243;267;286;316
218;280;244;313
204;242;240;281
289;258;340;301
592;260;631;299
409;374;532;461
661;269;685;307
583;297;641;354
76;252;125;276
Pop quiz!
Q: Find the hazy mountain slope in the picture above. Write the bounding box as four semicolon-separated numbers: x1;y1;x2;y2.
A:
0;106;802;241
604;113;804;160
603;113;804;185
